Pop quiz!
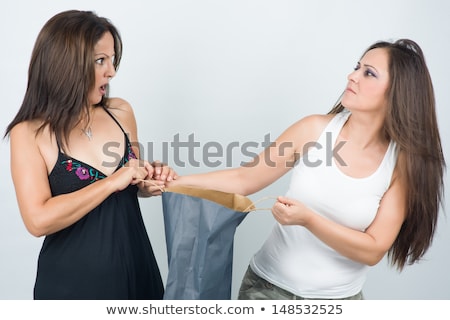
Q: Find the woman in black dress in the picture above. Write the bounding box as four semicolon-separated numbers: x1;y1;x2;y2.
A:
5;10;176;299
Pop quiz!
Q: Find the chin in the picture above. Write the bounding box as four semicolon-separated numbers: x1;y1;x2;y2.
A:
89;97;103;106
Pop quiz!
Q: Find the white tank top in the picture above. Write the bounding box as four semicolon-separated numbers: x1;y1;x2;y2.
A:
250;110;398;298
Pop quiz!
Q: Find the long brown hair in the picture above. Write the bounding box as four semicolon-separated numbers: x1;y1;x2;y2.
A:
4;10;123;151
330;39;446;269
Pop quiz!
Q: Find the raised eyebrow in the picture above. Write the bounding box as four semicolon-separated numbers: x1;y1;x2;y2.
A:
94;53;116;58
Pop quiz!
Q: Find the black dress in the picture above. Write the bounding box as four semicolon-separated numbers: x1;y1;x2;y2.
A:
34;108;164;299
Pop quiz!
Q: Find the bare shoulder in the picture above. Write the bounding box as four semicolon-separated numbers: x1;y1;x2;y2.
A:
9;120;57;174
9;119;44;141
105;97;136;124
285;113;334;141
107;97;134;113
105;97;138;137
298;113;334;129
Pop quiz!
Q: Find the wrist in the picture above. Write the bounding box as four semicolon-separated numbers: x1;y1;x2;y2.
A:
302;207;316;228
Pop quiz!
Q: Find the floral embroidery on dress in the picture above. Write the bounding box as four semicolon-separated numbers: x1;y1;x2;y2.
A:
75;167;91;180
121;144;137;166
62;159;106;182
62;143;136;182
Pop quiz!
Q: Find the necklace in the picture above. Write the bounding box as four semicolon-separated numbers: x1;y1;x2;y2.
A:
81;127;93;141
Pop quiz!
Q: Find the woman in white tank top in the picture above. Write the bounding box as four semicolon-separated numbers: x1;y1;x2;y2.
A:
170;39;445;299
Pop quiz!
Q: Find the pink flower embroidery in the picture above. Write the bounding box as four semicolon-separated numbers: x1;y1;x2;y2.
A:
75;167;90;180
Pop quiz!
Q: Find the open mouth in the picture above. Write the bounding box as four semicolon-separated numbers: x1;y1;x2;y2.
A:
100;84;107;95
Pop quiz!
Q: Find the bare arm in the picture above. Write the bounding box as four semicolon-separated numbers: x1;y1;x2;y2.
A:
169;114;332;196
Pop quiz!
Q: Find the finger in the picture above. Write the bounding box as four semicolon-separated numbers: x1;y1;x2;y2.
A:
141;178;165;190
159;165;173;181
165;168;178;181
148;184;164;195
271;204;284;223
136;180;145;188
130;176;142;186
152;161;163;176
143;161;154;178
277;196;296;206
272;202;291;224
272;201;285;213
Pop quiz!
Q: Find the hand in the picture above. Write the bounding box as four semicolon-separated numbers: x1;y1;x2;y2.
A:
137;179;166;197
271;196;312;226
135;161;178;197
150;161;178;182
112;158;152;191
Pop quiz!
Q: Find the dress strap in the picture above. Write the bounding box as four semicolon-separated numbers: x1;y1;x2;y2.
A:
101;105;127;135
328;109;351;134
316;109;351;146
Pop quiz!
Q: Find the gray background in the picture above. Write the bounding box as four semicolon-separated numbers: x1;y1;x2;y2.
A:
1;0;449;299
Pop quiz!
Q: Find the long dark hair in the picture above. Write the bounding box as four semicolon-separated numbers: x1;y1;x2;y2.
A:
330;39;446;269
4;10;123;151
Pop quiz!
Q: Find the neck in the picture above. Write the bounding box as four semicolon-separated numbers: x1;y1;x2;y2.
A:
342;111;387;149
79;106;96;126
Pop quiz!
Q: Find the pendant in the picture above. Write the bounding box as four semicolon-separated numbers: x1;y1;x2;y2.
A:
82;127;93;141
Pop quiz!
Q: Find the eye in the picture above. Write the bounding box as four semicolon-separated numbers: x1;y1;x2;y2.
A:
95;57;105;65
364;68;377;78
353;63;360;71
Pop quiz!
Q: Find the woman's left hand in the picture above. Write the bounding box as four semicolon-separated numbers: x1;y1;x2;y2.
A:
137;161;178;197
150;161;178;182
271;196;313;226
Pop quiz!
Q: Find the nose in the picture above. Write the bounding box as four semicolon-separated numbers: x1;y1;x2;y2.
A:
106;59;116;79
348;69;359;84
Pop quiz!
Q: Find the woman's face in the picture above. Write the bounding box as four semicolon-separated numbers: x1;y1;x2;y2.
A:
341;47;390;113
88;32;116;105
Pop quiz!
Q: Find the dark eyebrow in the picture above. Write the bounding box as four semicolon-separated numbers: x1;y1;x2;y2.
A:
94;53;115;57
363;63;379;73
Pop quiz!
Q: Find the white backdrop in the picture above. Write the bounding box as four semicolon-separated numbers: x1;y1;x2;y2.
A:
1;0;449;300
